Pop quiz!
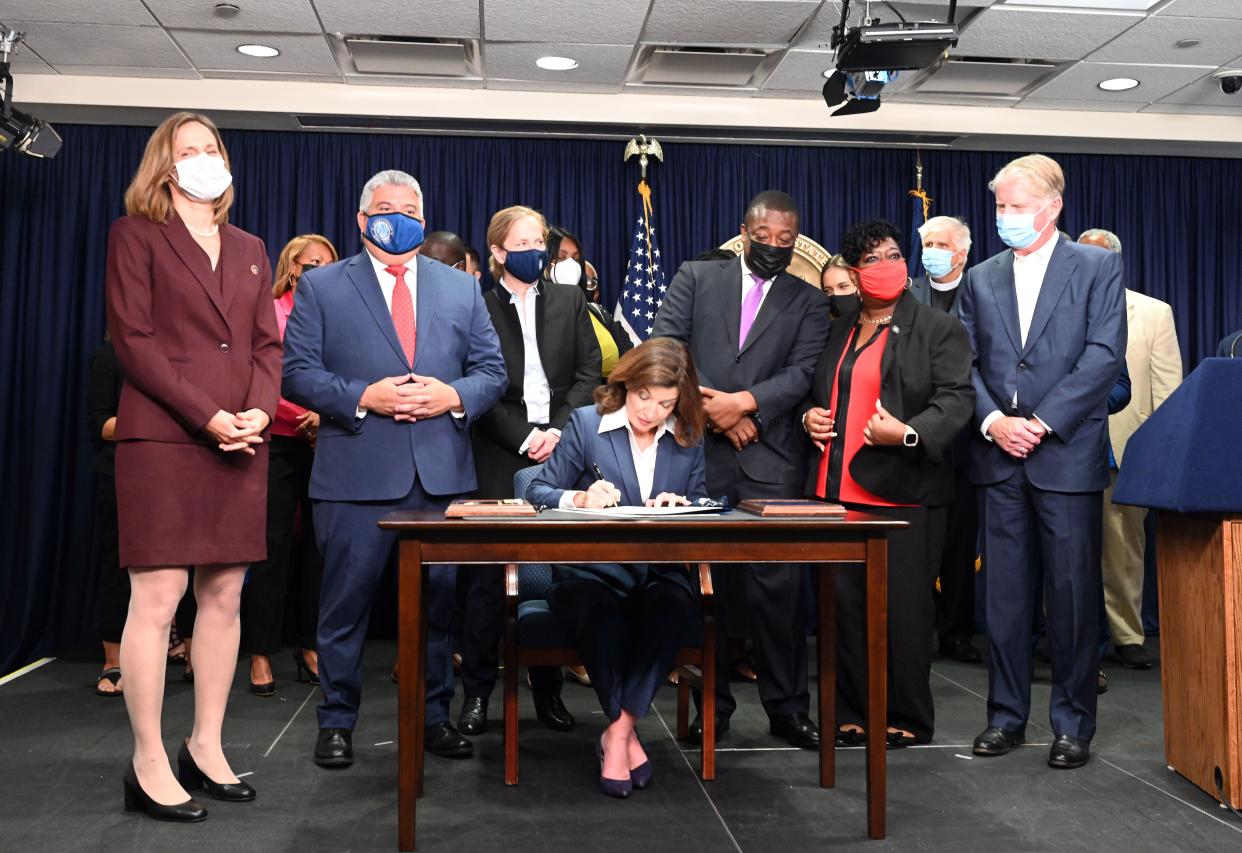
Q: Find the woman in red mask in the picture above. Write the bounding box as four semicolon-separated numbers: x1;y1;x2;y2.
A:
799;218;974;748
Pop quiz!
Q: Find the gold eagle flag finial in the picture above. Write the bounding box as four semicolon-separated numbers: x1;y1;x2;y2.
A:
623;134;664;181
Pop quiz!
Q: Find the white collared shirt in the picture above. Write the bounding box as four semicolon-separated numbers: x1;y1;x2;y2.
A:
738;253;773;317
929;272;963;292
367;250;417;317
980;233;1060;439
558;408;677;508
498;278;557;453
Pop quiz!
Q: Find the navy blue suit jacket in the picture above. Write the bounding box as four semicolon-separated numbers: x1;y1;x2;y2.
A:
526;405;707;593
958;236;1126;492
282;250;507;501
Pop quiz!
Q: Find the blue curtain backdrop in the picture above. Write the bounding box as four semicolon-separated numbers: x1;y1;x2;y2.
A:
2;122;1240;672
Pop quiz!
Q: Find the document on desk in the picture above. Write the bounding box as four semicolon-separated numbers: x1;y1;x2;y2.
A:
551;505;722;519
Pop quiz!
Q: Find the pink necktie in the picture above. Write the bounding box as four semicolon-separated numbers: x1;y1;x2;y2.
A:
739;273;765;348
386;265;416;366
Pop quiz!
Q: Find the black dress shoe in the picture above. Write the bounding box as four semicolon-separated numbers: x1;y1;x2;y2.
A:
685;712;731;745
533;692;575;732
1114;644;1152;670
1098;669;1109;694
122;765;207;822
425;722;473;759
1048;734;1090;769
177;741;255;802
834;727;865;747
457;696;488;736
972;726;1025;756
939;637;982;664
314;728;353;768
770;713;821;750
249;679;276;697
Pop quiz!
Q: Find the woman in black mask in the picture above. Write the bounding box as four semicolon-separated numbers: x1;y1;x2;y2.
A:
820;254;861;320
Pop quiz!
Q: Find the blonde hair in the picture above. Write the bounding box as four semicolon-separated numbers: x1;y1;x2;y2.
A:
988;154;1065;201
273;234;339;298
124;112;233;225
486;205;548;280
820;254;857;290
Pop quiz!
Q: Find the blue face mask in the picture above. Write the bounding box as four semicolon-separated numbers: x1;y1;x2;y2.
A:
502;247;549;284
995;201;1053;249
921;247;957;278
364;212;425;255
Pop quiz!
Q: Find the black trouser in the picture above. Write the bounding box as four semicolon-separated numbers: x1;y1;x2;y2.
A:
92;474;129;644
836;503;945;743
459;565;562;700
547;575;693;720
935;466;978;646
241;435;322;655
703;449;810;719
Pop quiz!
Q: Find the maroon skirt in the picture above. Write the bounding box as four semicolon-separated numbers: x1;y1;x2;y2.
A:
115;439;269;568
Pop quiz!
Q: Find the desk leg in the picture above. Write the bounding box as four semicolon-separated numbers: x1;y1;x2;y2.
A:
864;534;888;840
416;560;429;799
818;561;836;789
398;539;425;852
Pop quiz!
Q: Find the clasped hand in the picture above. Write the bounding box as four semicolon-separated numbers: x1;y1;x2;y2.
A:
988;415;1045;459
360;373;463;421
526;429;560;463
205;408;270;455
701;387;758;449
803;406;836;451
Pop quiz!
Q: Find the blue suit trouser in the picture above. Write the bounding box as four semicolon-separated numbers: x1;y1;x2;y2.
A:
314;478;457;729
980;465;1102;741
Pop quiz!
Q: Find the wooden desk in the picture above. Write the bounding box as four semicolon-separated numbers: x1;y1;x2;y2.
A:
378;510;906;851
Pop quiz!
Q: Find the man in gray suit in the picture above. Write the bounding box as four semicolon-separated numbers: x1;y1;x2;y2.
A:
652;190;831;748
910;216;981;664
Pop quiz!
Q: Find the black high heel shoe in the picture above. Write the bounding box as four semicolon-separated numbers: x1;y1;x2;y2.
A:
292;649;320;686
122;764;207;822
176;740;256;802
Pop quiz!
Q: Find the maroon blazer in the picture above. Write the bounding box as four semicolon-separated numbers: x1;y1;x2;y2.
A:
105;213;282;444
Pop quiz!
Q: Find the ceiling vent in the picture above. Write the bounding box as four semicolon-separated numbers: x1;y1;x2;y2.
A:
639;47;770;87
338;36;478;77
905;57;1062;98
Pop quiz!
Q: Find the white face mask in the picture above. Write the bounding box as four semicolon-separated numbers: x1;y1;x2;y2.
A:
173;153;233;202
551;257;582;286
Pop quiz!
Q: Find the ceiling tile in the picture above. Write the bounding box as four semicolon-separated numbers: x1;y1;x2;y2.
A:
172;30;339;73
53;65;202;78
1157;68;1242;107
8;50;53;72
1155;0;1242;19
485;0;650;45
1089;15;1242;65
954;7;1143;61
145;0;322;34
755;87;820;99
1142;101;1242;114
5;21;191;67
1025;61;1211;102
624;81;758;97
201;69;340;82
798;0;996;47
0;0;155;26
764;49;835;91
1014;97;1147;112
642;0;821;46
884;92;1019;106
316;0;481;38
486;78;623;94
483;42;633;85
346;73;485;89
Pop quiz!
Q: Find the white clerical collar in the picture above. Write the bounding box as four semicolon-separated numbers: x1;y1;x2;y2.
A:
929;273;962;292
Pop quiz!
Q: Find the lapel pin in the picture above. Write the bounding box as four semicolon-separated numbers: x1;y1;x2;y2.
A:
891;325;900;334
250;264;259;274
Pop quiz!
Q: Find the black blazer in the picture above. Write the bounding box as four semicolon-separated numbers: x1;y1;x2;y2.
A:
586;301;634;371
87;340;125;477
472;280;601;497
652;256;831;486
801;291;975;506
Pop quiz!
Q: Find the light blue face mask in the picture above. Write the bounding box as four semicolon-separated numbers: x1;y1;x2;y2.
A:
995;200;1053;249
921;247;957;278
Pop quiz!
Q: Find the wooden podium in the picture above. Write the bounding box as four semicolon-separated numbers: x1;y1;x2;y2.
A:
1156;512;1242;809
1114;358;1242;810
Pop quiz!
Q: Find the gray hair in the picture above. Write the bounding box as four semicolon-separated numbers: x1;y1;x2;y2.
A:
359;169;423;213
918;215;972;254
1078;228;1122;254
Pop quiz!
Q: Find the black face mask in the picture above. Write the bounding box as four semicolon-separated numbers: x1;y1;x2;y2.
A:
745;237;794;280
828;293;861;319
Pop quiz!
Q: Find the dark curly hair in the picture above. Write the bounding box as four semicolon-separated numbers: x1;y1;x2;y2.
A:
840;219;903;267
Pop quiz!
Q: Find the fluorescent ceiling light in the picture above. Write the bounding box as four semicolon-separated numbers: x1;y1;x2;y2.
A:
237;44;280;58
535;56;579;71
1098;77;1139;91
1002;0;1159;9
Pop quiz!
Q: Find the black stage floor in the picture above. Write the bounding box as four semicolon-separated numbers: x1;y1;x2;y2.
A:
3;639;1239;852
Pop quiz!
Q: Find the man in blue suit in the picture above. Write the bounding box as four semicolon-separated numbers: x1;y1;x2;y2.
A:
958;155;1126;770
283;170;507;767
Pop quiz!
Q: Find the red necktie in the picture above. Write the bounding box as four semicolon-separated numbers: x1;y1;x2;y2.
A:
386;265;416;366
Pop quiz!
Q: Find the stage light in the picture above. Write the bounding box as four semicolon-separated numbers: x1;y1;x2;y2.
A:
0;31;63;159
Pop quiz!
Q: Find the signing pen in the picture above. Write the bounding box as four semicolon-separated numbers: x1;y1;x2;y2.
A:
590;461;618;507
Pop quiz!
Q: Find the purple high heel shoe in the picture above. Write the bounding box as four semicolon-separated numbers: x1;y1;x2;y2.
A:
596;735;633;799
630;731;653;789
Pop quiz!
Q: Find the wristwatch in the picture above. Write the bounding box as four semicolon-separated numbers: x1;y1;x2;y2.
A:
903;425;920;447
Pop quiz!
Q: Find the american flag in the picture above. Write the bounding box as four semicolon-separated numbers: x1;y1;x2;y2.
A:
616;179;666;342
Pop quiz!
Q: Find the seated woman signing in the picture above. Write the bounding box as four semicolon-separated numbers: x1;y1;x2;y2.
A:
526;337;707;798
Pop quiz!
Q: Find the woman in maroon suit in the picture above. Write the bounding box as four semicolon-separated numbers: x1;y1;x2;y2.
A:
106;112;282;822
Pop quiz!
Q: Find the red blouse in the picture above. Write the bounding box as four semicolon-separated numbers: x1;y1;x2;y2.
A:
272;290;309;438
814;325;909;507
